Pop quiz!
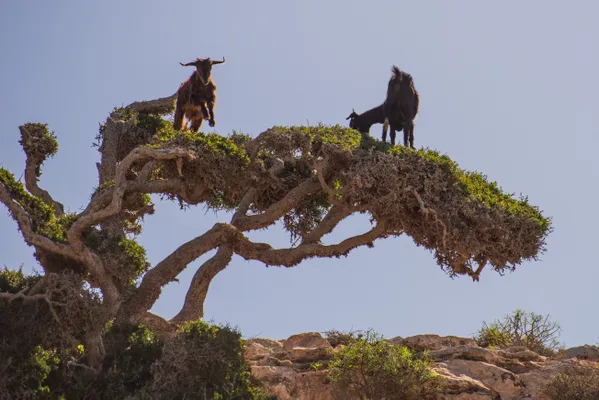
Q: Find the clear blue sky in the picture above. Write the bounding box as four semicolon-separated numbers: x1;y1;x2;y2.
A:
1;1;597;347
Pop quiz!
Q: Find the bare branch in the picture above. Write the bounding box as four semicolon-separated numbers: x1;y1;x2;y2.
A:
118;223;235;325
235;177;321;231
84;178;183;216
24;163;64;215
70;147;194;244
301;205;352;244
171;247;234;323
234;219;387;267
127;93;177;114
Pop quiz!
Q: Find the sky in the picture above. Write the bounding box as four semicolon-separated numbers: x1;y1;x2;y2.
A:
1;1;598;347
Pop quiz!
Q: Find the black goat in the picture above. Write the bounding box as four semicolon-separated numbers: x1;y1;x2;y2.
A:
382;65;420;148
346;104;406;144
346;104;387;134
174;57;225;132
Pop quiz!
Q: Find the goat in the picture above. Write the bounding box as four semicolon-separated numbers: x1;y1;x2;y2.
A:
382;65;420;148
346;104;388;134
173;57;225;132
347;104;406;144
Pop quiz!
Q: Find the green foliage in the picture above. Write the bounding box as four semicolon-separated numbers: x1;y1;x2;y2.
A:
150;320;274;399
271;124;363;152
0;168;54;222
88;324;164;398
327;329;439;400
154;124;251;165
325;329;365;347
135;112;171;135
18;123;59;175
543;367;599;400
0;265;38;292
387;146;551;236
475;309;562;356
82;230;150;286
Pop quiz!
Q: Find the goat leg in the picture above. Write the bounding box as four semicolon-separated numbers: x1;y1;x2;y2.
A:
382;118;388;143
190;116;203;132
206;100;216;127
174;105;186;131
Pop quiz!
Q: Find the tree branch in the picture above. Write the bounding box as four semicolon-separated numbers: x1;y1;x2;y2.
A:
234;219;387;267
171;188;257;323
0;182;75;259
127;93;177;114
117;223;235;325
70;147;194;244
235;177;321;231
301;205;352;244
170;247;234;324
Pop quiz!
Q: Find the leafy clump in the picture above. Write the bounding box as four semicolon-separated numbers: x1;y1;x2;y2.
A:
18;123;59;177
543;366;599;400
0;269;102;399
387;146;551;238
324;329;365;347
474;309;562;356
149;320;274;399
327;329;440;400
0;169;75;242
82;230;150;288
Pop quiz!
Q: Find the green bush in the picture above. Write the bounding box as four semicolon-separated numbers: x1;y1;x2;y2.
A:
149;320;274;400
0;268;273;399
475;309;562;356
543;366;599;400
327;330;439;400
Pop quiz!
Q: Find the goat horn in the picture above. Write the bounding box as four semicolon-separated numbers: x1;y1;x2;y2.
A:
179;61;197;67
211;57;226;65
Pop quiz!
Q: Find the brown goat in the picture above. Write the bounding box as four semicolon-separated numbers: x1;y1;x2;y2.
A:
382;66;420;148
173;57;225;132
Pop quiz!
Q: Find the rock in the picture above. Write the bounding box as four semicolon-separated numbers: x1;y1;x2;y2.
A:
559;345;599;360
431;362;493;397
283;332;331;351
428;345;501;364
391;334;478;351
246;332;599;400
443;359;525;399
290;346;331;363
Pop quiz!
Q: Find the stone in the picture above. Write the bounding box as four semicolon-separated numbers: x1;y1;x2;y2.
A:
559;345;599;360
246;332;599;400
443;359;525;399
391;334;478;351
290;347;331;363
282;332;331;351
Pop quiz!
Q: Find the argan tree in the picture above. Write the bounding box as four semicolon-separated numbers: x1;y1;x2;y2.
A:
0;92;550;395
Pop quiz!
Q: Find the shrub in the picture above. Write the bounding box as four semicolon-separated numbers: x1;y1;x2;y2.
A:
324;329;365;347
475;309;562;356
327;329;439;400
149;320;274;399
543;366;599;400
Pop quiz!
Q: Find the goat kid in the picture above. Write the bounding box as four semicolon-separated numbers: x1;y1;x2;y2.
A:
382;65;420;148
346;104;389;134
174;57;225;132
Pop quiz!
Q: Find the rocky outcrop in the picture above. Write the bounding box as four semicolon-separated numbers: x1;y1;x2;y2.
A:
245;332;599;400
